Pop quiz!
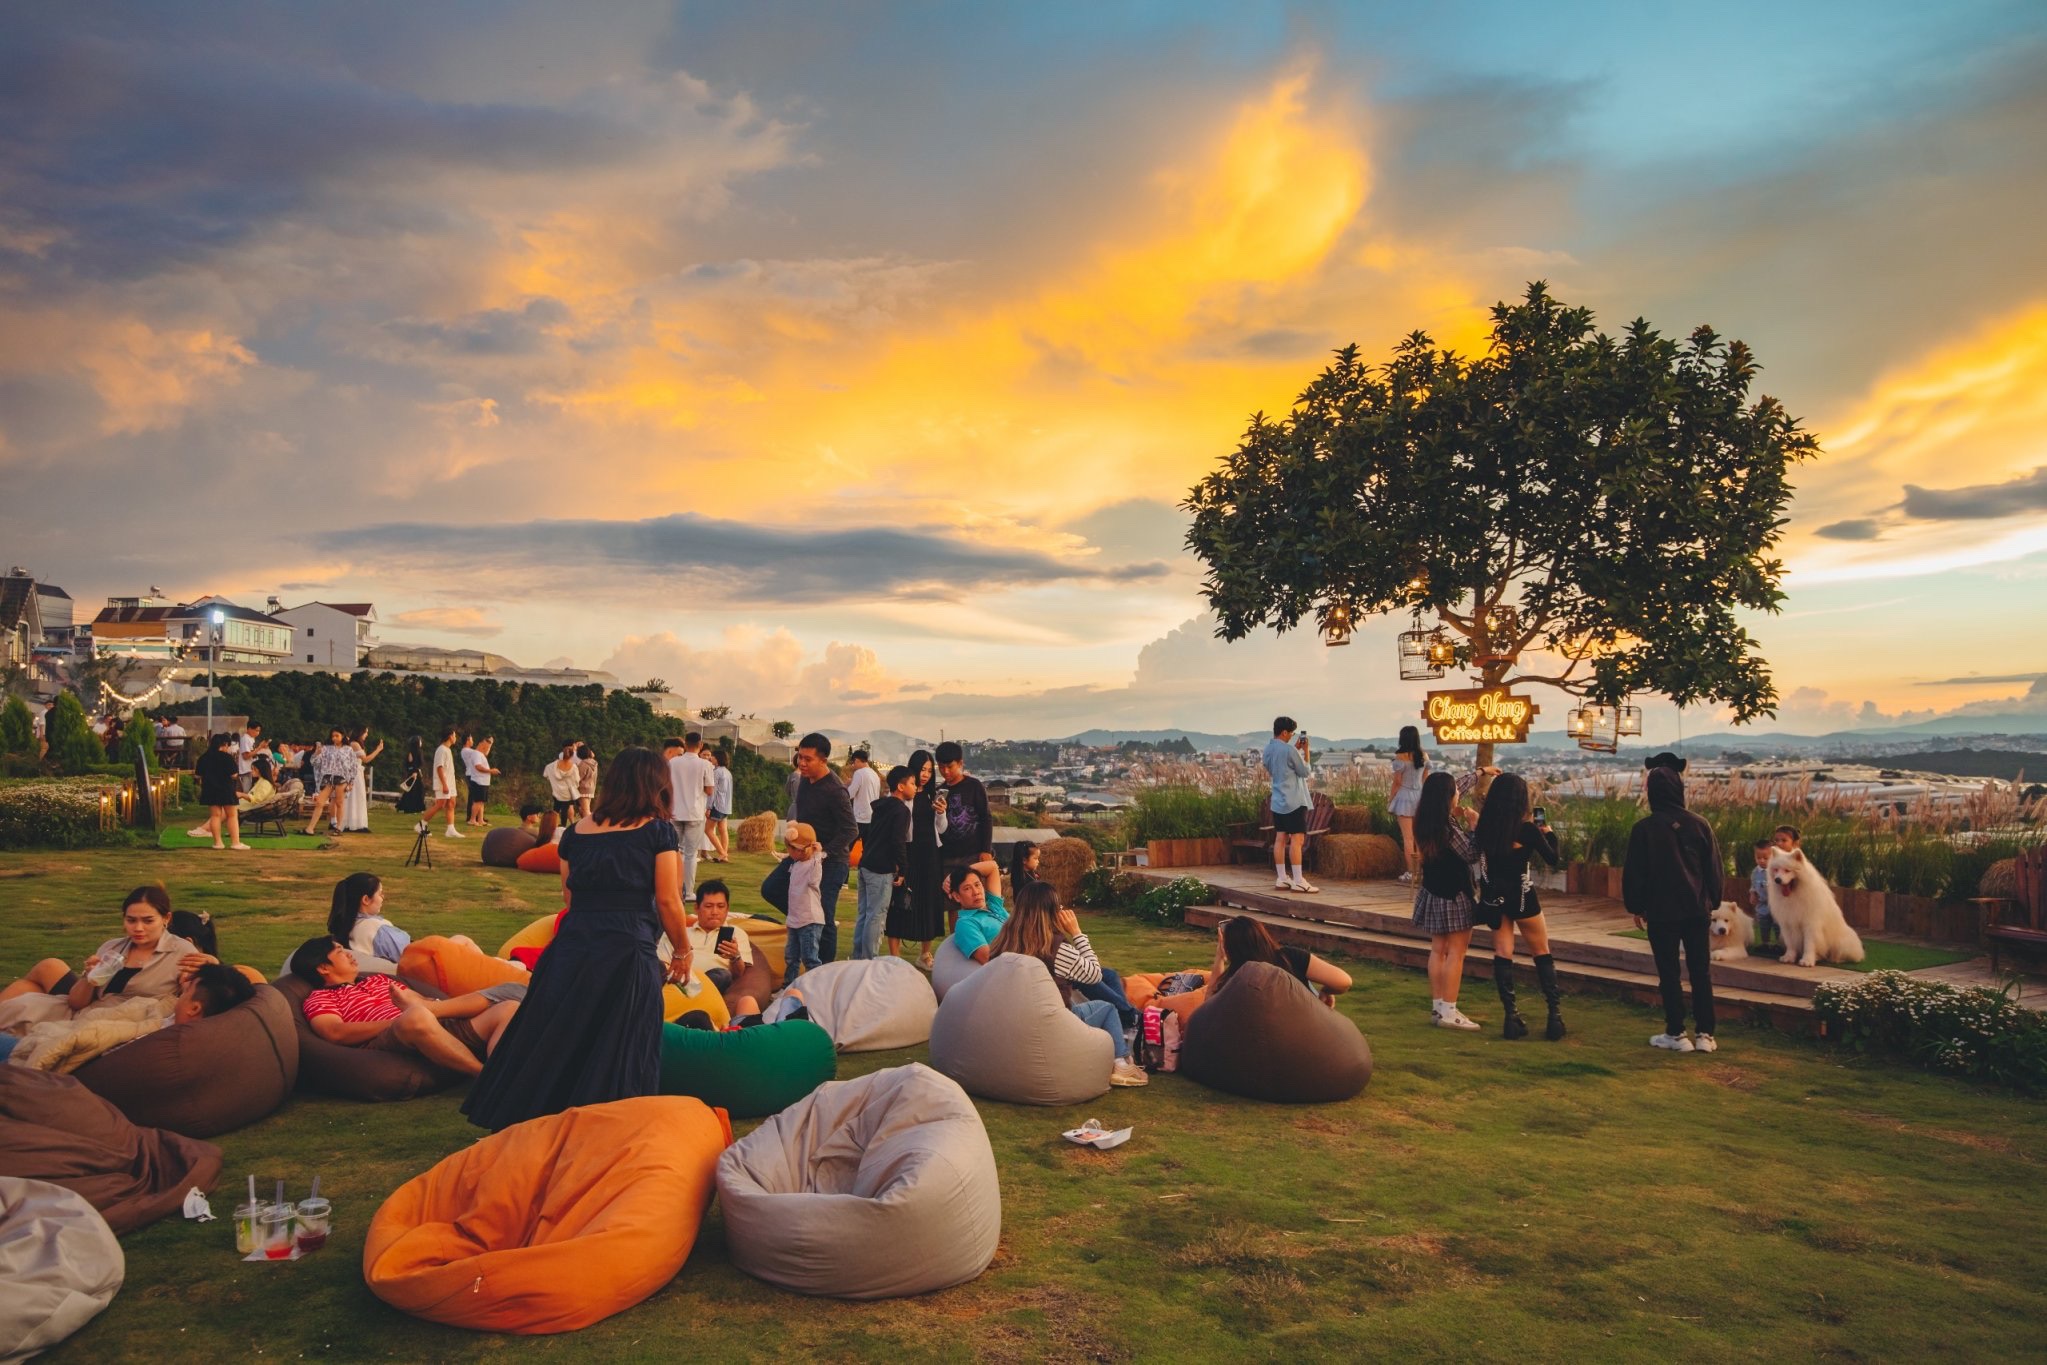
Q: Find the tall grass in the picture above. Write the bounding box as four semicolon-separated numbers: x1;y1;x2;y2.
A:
1129;784;1266;843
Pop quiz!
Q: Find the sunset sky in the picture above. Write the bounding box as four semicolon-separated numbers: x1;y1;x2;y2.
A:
4;1;2044;740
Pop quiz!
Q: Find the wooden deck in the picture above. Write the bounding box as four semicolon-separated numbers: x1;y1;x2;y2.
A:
1135;864;2039;1024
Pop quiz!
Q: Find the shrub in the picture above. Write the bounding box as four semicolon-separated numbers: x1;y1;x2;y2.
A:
0;696;32;755
1046;819;1132;856
0;779;125;849
1034;837;1097;905
1814;970;2047;1092
118;714;156;767
44;693;103;775
1129;785;1264;843
1132;875;1215;926
1075;867;1145;910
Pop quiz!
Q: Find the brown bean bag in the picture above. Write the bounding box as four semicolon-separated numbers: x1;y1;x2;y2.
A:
365;1096;731;1333
0;1068;223;1234
398;937;529;997
481;826;538;867
1178;962;1371;1104
72;984;298;1137
272;973;465;1102
515;842;562;875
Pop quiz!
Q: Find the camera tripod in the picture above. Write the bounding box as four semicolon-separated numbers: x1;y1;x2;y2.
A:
405;819;434;869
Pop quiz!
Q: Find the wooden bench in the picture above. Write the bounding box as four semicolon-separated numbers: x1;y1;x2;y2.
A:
1226;792;1334;865
1987;847;2047;976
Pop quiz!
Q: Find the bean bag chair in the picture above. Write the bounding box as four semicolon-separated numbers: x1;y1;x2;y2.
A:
515;842;562;875
1179;962;1372;1104
0;1068;222;1235
726;914;787;980
73;984;298;1138
781;956;936;1052
928;953;1111;1106
930;936;979;1002
495;914;729;1025
658;1018;836;1118
717;1063;1000;1299
273;972;463;1102
364;1096;730;1333
1122;971;1209;1025
481;826;538;867
0;1178;123;1362
398;936;529;998
277;947;396;981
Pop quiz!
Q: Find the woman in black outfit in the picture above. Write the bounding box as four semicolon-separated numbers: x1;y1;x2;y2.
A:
394;734;427;818
189;732;247;850
885;748;947;964
1473;772;1565;1039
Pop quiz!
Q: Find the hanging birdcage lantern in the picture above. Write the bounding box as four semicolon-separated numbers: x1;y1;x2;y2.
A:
1425;633;1457;670
1616;703;1644;737
1397;627;1444;679
1569;704;1618;753
1475;604;1520;665
1319;603;1355;647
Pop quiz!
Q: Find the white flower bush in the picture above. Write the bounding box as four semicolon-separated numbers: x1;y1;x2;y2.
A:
0;778;123;849
1814;970;2047;1090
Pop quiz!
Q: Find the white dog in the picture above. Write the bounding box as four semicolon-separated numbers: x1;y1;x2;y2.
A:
1708;901;1754;962
1766;848;1865;967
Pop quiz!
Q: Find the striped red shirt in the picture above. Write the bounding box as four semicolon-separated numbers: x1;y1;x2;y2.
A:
303;976;401;1025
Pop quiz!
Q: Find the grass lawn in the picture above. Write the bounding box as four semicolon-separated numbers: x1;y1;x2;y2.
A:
1612;929;1977;974
4;808;2043;1362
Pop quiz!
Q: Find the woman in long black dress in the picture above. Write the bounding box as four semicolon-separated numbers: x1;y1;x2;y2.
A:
394;734;427;819
885;748;947;965
463;747;692;1132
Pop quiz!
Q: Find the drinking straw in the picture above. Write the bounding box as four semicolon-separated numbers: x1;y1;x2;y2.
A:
309;1174;320;1201
249;1173;257;1210
275;1178;284;1211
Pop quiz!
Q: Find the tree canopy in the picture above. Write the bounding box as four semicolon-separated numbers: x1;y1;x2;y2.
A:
1184;282;1816;742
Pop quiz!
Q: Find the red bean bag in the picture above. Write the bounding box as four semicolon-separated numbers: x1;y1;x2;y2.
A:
364;1096;731;1333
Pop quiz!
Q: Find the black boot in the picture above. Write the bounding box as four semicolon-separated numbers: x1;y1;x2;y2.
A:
1493;957;1528;1039
1535;953;1565;1040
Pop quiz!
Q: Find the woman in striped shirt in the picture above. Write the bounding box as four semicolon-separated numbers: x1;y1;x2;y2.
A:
988;882;1149;1088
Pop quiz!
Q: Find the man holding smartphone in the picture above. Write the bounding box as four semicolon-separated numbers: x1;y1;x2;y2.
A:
1262;716;1317;893
672;881;777;1019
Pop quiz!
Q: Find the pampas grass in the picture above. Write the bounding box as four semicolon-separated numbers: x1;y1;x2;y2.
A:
1034;836;1097;904
1311;833;1404;880
737;810;779;853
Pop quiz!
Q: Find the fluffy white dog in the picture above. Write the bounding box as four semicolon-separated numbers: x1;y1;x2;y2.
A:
1766;848;1865;967
1708;901;1754;962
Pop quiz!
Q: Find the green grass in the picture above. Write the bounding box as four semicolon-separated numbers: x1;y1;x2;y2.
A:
4;809;2044;1361
1612;931;1977;974
157;828;330;851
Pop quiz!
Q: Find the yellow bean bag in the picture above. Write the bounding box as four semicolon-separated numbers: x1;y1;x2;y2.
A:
495;915;727;1027
398;937;529;998
364;1096;731;1333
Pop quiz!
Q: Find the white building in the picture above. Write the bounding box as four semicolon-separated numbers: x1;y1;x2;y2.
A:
271;601;378;669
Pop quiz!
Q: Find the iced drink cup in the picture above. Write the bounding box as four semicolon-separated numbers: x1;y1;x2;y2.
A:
294;1197;331;1253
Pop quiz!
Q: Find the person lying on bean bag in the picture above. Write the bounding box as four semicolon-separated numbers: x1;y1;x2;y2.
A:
0;1067;222;1235
9;964;254;1074
287;936;519;1079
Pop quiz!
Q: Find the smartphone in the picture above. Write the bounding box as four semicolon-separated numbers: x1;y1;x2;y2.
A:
1532;806;1547;825
716;926;735;946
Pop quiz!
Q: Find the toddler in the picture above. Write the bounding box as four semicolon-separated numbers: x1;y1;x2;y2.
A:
1749;838;1777;947
782;822;824;986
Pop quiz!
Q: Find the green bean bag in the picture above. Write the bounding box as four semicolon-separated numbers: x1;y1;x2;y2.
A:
658;1020;837;1119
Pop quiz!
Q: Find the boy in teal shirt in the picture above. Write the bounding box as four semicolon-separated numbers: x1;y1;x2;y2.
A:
948;868;1008;962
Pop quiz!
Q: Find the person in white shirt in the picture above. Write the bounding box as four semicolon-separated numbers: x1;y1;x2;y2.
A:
663;733;716;902
160;718;187;768
429;725;463;837
706;748;734;862
237;722;262;791
658;881;775;1020
462;736;499;827
846;748;881;854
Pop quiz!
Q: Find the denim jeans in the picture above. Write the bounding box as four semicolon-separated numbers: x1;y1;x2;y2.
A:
1071;999;1128;1059
761;853;849;962
854;868;893;960
784;924;822;986
1076;967;1138;1029
673;819;706;902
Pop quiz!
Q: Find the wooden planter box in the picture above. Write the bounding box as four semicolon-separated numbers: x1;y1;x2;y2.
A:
1147;837;1229;869
1605;865;1626;901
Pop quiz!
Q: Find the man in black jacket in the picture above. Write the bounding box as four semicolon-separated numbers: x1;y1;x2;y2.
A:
1622;766;1723;1053
774;732;856;964
852;765;914;960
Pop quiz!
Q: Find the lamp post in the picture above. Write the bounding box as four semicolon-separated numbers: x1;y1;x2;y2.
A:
205;608;224;736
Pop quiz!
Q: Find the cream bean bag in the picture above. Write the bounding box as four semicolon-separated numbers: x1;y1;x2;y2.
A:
0;1178;123;1362
929;936;979;1002
1179;962;1373;1104
782;956;935;1052
927;953;1112;1106
716;1064;1000;1299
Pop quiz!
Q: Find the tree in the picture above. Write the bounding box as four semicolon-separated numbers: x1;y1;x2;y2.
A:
65;652;136;711
771;720;796;740
698;705;731;720
1185;282;1816;766
629;678;671;694
45;691;104;773
0;695;33;755
119;714;157;767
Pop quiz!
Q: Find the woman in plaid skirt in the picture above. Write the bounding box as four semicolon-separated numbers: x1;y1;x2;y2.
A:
1411;770;1484;1030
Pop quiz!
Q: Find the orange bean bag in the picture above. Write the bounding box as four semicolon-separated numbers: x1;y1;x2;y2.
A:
398;937;529;997
514;842;562;875
493;914;728;1026
1123;971;1209;1024
364;1096;731;1333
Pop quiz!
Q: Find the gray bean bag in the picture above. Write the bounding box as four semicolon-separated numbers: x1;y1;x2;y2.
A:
782;956;935;1052
0;1069;223;1235
716;1063;1000;1299
929;936;979;1002
272;973;463;1102
927;953;1112;1106
73;984;298;1138
0;1178;123;1363
1179;962;1373;1104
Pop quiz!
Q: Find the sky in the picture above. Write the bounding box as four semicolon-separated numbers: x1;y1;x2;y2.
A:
3;0;2044;742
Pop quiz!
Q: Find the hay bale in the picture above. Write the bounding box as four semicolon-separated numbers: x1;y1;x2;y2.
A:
1311;833;1403;880
1979;857;2019;901
1330;804;1383;834
737;811;779;854
1034;837;1097;904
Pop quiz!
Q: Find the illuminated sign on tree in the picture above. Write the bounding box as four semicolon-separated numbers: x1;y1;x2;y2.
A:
1422;688;1539;745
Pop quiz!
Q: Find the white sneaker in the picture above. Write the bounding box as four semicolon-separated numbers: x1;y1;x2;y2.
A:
1290;877;1320;894
1693;1034;1718;1053
1650;1032;1695;1052
414;820;429;834
1110;1059;1150;1087
187;826;212;840
443;827;465;838
1435;1008;1481;1031
1397;871;1414;884
1274;875;1292;890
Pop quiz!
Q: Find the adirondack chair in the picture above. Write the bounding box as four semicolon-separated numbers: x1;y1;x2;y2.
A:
1227;792;1334;865
1986;846;2047;976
